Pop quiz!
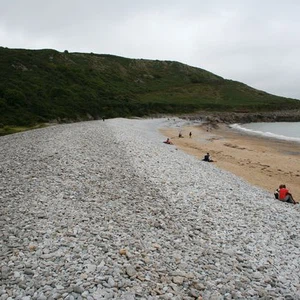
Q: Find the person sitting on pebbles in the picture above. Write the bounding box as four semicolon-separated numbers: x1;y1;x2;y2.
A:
163;138;173;145
202;152;214;162
277;184;297;204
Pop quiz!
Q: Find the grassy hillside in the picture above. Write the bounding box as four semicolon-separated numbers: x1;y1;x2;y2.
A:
1;47;300;127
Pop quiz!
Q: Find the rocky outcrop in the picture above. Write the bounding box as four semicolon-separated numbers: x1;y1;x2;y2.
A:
183;109;300;125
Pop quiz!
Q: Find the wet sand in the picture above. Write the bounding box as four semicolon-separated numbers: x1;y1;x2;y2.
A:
160;124;300;202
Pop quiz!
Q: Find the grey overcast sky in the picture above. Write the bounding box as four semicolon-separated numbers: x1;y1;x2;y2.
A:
1;0;300;99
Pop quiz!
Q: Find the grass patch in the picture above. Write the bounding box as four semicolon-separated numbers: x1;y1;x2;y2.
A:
0;124;47;136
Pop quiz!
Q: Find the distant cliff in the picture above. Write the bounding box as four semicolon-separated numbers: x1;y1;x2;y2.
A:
184;110;300;125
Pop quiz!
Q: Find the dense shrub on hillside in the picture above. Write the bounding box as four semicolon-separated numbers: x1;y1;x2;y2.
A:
1;47;300;126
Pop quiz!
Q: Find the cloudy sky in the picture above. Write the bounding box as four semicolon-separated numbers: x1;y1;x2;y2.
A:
1;0;300;99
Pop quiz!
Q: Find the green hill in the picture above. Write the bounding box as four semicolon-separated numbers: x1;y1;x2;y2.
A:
1;47;300;127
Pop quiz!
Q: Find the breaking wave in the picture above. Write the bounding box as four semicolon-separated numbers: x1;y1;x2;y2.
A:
230;123;300;143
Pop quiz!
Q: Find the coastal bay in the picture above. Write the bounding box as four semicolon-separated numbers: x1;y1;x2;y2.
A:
160;122;300;201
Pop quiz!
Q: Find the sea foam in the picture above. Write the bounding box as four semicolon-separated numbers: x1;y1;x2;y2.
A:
230;123;300;143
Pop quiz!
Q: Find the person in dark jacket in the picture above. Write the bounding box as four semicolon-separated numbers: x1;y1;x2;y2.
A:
202;152;214;162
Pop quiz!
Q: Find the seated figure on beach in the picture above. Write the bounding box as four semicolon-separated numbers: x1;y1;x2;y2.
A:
277;184;296;204
163;138;173;145
202;152;214;162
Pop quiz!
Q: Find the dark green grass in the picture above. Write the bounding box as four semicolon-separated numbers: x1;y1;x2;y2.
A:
1;46;299;126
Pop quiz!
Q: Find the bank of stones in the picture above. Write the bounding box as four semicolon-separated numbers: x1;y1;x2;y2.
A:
0;118;299;299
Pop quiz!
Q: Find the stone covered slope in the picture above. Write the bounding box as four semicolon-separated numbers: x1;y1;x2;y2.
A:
0;118;300;299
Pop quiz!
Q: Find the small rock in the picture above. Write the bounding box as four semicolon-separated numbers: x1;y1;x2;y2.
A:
24;269;34;276
108;277;115;287
14;271;21;278
209;291;223;300
28;243;37;252
82;291;89;297
189;288;201;298
192;282;205;291
73;285;84;294
119;249;127;255
173;276;184;284
86;264;96;273
126;265;137;277
123;292;135;300
56;285;64;290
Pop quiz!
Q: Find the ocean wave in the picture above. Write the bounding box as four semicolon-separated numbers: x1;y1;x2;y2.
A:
230;123;300;143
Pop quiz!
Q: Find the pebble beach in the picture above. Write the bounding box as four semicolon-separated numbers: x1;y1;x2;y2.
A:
1;118;300;300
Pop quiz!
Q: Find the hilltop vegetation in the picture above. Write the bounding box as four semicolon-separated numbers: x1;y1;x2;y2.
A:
1;47;300;128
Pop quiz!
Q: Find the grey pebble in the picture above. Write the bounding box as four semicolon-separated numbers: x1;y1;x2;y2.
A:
72;285;84;294
126;265;137;277
1;118;299;299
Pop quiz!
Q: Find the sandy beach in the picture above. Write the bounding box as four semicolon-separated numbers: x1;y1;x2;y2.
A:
160;123;300;202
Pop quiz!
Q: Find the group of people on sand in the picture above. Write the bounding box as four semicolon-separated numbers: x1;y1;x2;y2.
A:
163;131;192;145
178;131;192;138
163;136;297;205
274;184;297;204
164;131;215;162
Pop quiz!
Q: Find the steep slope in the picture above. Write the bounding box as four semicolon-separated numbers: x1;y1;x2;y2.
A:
0;47;299;126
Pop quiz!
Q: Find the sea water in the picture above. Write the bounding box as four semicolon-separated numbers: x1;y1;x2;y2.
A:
230;122;300;143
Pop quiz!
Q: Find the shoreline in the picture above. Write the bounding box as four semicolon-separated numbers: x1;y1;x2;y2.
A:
160;122;300;201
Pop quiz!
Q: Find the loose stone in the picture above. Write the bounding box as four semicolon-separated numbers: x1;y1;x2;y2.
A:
1;118;299;299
